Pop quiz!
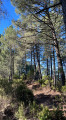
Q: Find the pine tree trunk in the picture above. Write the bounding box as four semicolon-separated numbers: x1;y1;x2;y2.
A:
58;68;59;81
12;50;14;77
19;70;20;79
33;46;36;78
47;58;49;76
10;49;13;81
36;44;42;79
8;75;10;82
31;50;32;70
52;30;65;85
50;55;52;80
61;0;66;32
25;52;27;74
53;47;56;87
46;10;65;85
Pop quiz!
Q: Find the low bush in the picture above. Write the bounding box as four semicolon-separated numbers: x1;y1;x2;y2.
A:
38;79;44;85
38;106;65;120
38;75;52;86
27;69;34;80
15;84;34;105
20;73;26;80
29;101;39;115
38;106;50;120
56;80;62;92
0;79;12;95
0;95;11;114
15;103;26;120
0;87;5;96
13;74;20;79
13;79;24;84
61;85;66;94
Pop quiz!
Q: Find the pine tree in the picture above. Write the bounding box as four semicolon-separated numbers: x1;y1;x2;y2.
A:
11;0;65;85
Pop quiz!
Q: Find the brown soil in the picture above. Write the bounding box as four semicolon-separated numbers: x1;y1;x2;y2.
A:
27;82;66;116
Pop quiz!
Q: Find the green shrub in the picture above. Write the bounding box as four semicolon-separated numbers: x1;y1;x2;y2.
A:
15;103;26;120
27;69;34;80
42;75;49;80
13;79;24;84
38;106;65;120
13;74;20;79
0;79;8;87
38;106;50;120
20;73;26;80
61;86;66;94
29;101;39;115
0;79;12;94
38;75;52;86
53;107;64;120
15;84;34;105
12;79;22;89
38;79;44;85
0;87;5;96
44;80;49;85
41;84;46;87
56;80;62;91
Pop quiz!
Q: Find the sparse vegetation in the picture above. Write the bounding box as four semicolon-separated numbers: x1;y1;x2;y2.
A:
38;75;53;87
38;106;65;120
15;103;27;120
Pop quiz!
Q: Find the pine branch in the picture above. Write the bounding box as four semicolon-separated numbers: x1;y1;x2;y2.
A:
36;2;62;14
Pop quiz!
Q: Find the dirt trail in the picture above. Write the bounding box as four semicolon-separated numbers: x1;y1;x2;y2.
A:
27;82;61;96
27;82;66;116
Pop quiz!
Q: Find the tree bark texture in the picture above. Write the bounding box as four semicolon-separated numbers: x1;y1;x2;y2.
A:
36;44;42;79
33;46;36;77
47;58;49;76
61;0;66;32
46;10;65;85
53;47;56;87
50;55;52;80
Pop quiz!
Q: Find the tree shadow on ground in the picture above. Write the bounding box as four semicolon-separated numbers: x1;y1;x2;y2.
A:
35;94;62;108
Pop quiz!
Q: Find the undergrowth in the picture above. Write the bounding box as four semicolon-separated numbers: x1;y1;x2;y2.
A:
0;78;66;120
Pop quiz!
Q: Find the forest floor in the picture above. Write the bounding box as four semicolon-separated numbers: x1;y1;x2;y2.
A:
27;81;66;116
0;79;66;120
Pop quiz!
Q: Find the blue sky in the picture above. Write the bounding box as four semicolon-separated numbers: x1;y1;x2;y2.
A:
0;0;19;34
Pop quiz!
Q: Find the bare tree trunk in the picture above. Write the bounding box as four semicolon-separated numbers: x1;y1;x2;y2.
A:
61;0;66;32
33;46;36;78
53;47;56;87
13;51;14;75
10;48;13;81
46;10;65;85
50;55;52;80
52;30;65;85
31;50;32;70
47;58;49;76
19;70;20;79
58;68;59;81
25;52;27;74
8;75;10;82
12;50;14;77
36;44;42;79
